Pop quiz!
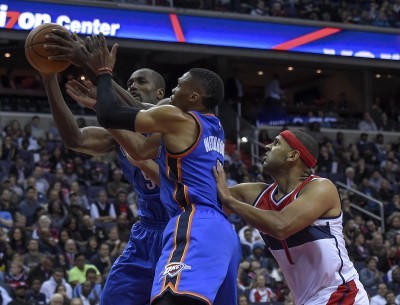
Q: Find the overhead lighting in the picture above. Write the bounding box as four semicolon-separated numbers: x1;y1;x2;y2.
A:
288;66;294;71
241;137;248;143
80;75;86;80
316;69;322;74
4;53;10;58
387;74;392;79
375;74;381;78
257;70;264;76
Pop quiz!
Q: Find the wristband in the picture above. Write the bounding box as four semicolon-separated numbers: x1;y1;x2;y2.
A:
96;67;113;76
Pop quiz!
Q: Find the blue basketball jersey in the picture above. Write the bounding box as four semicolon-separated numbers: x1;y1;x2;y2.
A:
117;145;169;222
158;111;225;218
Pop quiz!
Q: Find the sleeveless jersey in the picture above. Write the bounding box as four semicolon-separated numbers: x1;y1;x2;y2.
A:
158;111;225;218
254;175;361;305
117;145;169;222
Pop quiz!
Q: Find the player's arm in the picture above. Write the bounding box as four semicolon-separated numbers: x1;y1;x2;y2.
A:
229;182;268;204
41;74;115;155
214;163;340;240
95;73;186;134
108;130;161;160
127;157;160;186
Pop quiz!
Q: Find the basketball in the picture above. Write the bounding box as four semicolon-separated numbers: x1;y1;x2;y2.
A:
25;23;71;74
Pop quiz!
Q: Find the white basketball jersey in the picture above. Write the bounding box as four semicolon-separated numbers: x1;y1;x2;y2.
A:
254;175;367;305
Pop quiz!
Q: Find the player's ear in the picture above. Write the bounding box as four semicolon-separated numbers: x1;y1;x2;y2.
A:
156;88;164;100
287;150;301;163
190;91;200;103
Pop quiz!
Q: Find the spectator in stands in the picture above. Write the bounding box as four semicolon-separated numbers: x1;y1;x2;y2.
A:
66;182;89;211
47;200;67;232
9;156;31;187
238;294;249;305
40;268;72;304
8;282;29;305
369;170;383;191
26;278;46;305
0;136;17;161
9;227;27;255
61;239;78;270
30;116;46;141
73;280;99;305
61;216;83;243
359;256;383;290
358;112;378;132
23;239;42;272
378;112;395;131
342;166;357;189
70;298;83;305
250;0;268;16
387;267;400;296
49;293;64;305
386;213;400;244
55;284;71;305
349;232;369;262
370;282;388;305
27;255;53;286
229;151;249;184
106;169;129;198
89;243;112;274
384;290;398;305
68;254;100;287
18;187;40;226
89;190;116;228
5;260;27;291
72;268;101;305
113;189;134;233
248;274;276;304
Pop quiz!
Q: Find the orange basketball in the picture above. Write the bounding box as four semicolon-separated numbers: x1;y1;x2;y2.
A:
25;23;71;74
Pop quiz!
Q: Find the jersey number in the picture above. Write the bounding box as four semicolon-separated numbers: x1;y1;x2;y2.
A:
141;171;156;190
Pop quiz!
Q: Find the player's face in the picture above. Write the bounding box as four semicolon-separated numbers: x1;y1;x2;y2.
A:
262;136;288;171
170;72;195;111
127;70;161;105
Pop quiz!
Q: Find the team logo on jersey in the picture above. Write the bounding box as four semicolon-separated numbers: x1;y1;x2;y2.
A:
161;262;191;278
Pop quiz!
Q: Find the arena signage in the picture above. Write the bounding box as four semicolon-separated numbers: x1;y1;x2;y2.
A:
1;0;399;61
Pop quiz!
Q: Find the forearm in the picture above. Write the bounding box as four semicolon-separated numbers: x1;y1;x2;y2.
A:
129;158;160;186
96;74;139;131
42;74;85;148
223;196;287;239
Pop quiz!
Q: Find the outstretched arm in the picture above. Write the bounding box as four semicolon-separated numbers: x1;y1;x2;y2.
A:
41;73;115;155
45;30;155;110
213;162;340;240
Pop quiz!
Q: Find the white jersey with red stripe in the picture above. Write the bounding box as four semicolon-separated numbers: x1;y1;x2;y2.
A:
254;175;368;305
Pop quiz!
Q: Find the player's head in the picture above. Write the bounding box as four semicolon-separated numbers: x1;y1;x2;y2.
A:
170;68;224;112
127;68;165;105
263;129;318;172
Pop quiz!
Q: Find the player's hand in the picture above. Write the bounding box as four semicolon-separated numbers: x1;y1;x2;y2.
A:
44;30;88;67
83;33;118;74
213;161;233;205
66;79;97;109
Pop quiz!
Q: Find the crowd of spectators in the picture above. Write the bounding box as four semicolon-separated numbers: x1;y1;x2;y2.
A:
0;110;399;305
104;0;400;29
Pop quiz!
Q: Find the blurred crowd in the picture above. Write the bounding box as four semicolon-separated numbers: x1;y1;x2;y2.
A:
0;113;400;305
106;0;400;29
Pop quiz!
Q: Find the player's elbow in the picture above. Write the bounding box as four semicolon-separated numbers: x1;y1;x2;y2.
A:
269;220;292;240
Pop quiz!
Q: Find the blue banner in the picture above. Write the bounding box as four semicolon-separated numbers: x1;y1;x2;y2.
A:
1;0;399;61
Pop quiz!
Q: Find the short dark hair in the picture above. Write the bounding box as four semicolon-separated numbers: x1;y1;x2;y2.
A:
138;68;165;91
189;68;224;110
292;130;319;162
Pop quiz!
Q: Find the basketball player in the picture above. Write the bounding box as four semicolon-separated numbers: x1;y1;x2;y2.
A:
41;66;170;305
78;33;241;305
213;130;369;305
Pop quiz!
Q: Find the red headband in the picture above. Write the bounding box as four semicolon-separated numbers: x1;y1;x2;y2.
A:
280;130;316;168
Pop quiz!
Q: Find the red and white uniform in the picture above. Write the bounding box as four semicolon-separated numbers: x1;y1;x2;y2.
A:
254;175;368;305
